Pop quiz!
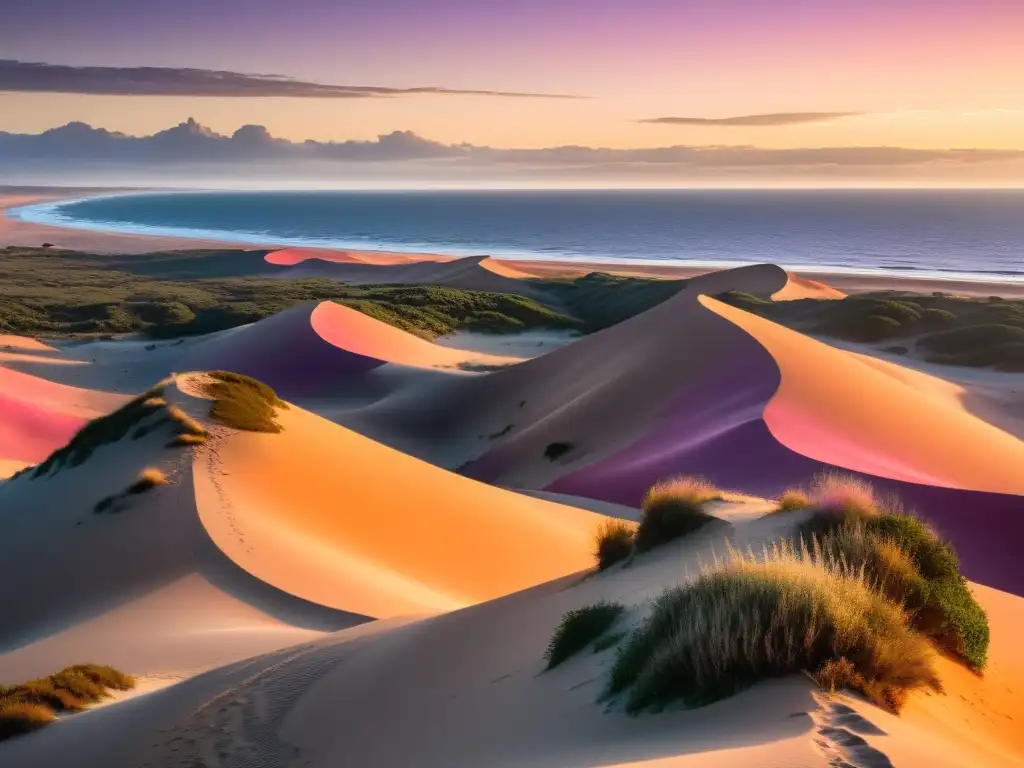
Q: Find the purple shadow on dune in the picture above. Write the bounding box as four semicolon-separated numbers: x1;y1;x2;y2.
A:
185;303;385;398
546;319;1024;597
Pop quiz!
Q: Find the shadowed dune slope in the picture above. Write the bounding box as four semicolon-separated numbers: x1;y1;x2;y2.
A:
193;395;606;619
0;378;366;681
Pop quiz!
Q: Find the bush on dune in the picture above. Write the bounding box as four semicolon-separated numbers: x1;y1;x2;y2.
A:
797;476;989;670
0;664;135;742
775;488;811;513
203;371;288;433
634;476;720;553
607;543;940;713
545;601;625;670
594;519;636;571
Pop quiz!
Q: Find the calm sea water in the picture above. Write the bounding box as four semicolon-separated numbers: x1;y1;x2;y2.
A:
11;190;1024;280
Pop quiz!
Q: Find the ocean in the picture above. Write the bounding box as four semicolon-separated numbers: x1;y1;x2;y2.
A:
11;189;1024;281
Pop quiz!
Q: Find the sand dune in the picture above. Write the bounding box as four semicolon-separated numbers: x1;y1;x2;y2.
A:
0;372;603;683
192;384;605;618
184;300;519;397
265;248;546;296
0;366;126;474
6;503;1021;768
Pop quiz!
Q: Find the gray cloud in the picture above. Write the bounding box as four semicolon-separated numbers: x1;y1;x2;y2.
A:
0;59;580;99
1;120;1021;175
639;112;860;127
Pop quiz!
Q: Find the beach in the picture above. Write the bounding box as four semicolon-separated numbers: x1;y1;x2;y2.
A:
5;187;1024;298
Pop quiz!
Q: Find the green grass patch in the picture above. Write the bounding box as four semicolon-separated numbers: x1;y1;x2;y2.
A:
546;601;625;670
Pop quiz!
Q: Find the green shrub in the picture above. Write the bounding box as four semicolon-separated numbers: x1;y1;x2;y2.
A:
634;477;719;552
594;519;636;571
608;545;939;713
203;371;287;433
803;504;989;670
546;601;625;670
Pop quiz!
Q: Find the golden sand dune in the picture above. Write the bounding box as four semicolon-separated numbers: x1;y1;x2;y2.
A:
192;383;605;618
6;500;1021;768
0;373;604;683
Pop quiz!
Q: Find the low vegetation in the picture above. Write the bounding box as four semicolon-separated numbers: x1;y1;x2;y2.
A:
545;601;625;670
633;476;720;553
715;289;1024;371
0;247;601;341
0;664;135;741
791;474;988;669
30;383;169;479
531;272;685;333
545;475;987;715
17;377;209;483
775;488;811;512
605;544;940;713
127;467;168;494
203;371;288;433
594;519;636;571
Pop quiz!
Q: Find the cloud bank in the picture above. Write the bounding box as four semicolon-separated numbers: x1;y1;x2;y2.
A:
0;60;580;99
2;119;1022;185
639;112;860;127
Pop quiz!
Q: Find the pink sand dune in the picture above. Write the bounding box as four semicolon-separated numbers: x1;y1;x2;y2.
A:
0;366;122;469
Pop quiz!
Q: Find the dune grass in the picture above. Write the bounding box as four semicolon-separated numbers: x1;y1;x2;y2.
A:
203;371;287;433
633;476;720;553
31;383;167;479
796;477;989;670
775;488;811;513
594;519;636;571
127;467;168;494
0;664;135;741
546;601;625;670
607;542;940;713
168;432;207;448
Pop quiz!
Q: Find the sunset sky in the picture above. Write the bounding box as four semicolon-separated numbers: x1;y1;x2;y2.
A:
3;0;1024;185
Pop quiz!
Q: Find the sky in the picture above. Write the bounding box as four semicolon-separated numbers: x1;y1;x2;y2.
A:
2;0;1024;185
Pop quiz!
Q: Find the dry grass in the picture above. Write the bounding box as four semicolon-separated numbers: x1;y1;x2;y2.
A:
608;541;940;713
166;405;207;437
634;476;720;553
168;432;207;448
0;664;135;742
127;467;168;494
594;519;636;571
203;371;287;433
808;472;879;516
775;488;811;513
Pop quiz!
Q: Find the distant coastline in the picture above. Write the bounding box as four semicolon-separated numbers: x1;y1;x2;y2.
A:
5;186;1024;298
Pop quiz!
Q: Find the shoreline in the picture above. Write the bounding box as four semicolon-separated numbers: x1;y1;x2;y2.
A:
4;187;1024;298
